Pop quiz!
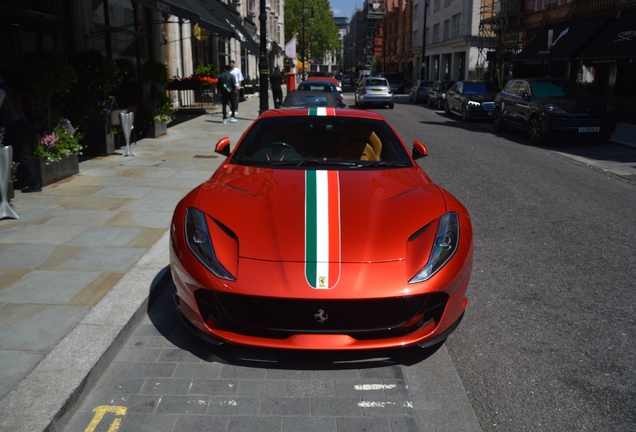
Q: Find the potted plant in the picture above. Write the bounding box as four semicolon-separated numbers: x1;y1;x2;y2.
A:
141;60;171;138
244;76;253;95
32;122;84;186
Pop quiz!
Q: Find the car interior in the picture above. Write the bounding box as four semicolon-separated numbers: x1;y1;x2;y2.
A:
232;118;411;166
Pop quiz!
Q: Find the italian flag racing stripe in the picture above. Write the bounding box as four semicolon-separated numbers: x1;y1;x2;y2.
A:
308;107;336;116
305;170;341;289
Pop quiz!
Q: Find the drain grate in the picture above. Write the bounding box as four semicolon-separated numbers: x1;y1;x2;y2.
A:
193;155;219;159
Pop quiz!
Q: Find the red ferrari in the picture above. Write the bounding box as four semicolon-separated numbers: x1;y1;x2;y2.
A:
170;107;473;350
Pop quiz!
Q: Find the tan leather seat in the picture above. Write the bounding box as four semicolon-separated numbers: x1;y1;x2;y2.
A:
335;127;382;161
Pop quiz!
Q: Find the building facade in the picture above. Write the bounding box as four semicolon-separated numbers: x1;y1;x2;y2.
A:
412;0;484;82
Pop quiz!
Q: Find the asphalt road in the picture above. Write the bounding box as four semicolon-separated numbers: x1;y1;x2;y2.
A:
378;93;636;431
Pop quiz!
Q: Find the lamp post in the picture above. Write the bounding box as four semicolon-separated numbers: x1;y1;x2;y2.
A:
300;1;314;80
259;0;269;114
420;0;428;80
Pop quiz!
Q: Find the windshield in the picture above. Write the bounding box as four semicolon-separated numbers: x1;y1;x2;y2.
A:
298;83;336;92
365;79;388;87
231;116;413;169
531;80;589;98
464;82;500;94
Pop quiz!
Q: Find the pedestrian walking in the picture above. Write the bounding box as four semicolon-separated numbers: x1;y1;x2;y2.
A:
229;60;244;114
270;67;284;108
217;65;237;124
0;66;41;192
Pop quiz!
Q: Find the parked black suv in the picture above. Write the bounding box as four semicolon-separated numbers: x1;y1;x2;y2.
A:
427;80;456;110
444;81;500;121
494;78;617;144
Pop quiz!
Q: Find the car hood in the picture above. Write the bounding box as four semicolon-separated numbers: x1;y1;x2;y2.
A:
539;97;608;115
196;166;445;263
466;94;497;103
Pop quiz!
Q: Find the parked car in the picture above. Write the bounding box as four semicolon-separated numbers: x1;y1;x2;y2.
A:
445;81;501;120
427;80;457;110
282;91;339;108
296;80;346;107
355;76;394;109
409;80;434;103
493;78;617;144
170;108;473;349
342;75;353;86
384;72;405;94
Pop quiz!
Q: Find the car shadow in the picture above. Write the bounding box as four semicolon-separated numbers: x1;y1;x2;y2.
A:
147;273;445;371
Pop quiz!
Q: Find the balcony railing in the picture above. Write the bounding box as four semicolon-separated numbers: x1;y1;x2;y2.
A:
573;0;619;14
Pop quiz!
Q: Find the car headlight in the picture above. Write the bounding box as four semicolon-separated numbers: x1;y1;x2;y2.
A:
468;100;480;107
409;212;459;284
185;207;235;281
545;104;566;114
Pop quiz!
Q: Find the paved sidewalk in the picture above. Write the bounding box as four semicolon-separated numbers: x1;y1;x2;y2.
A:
0;97;261;431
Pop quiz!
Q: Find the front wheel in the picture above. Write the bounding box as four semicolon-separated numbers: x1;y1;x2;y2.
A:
528;116;545;145
461;105;469;121
389;104;394;109
437;98;443;110
493;109;507;132
444;101;451;115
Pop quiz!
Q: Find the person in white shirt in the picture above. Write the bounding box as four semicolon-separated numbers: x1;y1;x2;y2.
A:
229;60;244;114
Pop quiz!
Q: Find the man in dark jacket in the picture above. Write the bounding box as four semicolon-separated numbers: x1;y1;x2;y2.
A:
270;67;284;108
217;65;237;124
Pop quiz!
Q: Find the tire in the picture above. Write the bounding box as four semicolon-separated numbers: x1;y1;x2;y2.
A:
389;104;394;109
461;105;469;121
354;97;359;108
493;109;507;132
437;98;442;110
528;116;545;144
444;100;451;115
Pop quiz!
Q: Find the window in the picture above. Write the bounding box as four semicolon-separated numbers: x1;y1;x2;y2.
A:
434;0;440;12
444;0;451;6
444;20;450;40
433;24;440;42
414;4;419;21
452;14;460;37
534;0;546;11
413;29;418;46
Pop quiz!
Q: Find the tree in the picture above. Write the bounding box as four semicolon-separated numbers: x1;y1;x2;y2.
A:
285;0;341;66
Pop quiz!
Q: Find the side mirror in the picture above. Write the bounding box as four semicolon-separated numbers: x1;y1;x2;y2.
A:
215;137;231;156
412;140;428;160
523;92;532;101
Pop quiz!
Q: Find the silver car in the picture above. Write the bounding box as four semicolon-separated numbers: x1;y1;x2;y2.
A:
355;77;394;109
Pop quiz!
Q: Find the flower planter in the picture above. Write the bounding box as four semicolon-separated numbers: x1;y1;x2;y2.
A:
7;182;14;200
35;155;80;187
147;122;167;138
104;133;116;155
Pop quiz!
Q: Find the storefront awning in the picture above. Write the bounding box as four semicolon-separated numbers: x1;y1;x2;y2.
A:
575;10;636;63
514;16;610;63
180;0;233;37
205;0;261;56
133;0;199;22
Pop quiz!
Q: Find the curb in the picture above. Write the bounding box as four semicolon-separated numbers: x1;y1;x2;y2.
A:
0;232;173;432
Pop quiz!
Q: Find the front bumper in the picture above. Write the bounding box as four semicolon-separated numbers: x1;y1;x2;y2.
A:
544;113;617;136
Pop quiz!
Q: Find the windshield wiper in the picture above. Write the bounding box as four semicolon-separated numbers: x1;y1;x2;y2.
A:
269;159;358;167
359;161;407;167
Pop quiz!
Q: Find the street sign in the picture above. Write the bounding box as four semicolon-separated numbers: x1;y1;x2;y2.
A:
547;29;553;48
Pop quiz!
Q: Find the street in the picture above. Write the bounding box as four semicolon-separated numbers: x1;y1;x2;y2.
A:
61;89;636;432
381;93;636;431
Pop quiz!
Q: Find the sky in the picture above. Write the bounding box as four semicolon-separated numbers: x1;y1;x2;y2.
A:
329;0;363;19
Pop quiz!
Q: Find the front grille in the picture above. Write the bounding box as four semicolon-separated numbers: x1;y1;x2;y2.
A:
195;290;448;340
481;102;494;110
570;117;610;127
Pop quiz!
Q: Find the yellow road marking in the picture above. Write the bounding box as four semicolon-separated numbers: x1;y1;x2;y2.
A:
85;405;127;432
